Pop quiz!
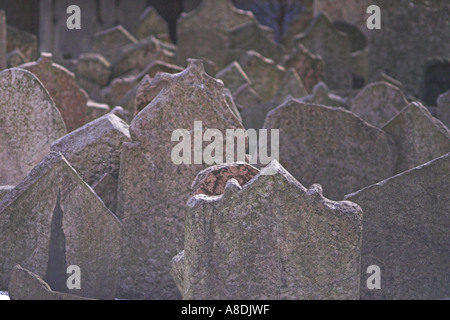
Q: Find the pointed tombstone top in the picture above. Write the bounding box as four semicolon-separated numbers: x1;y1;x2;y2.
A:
92;25;138;63
135;6;169;40
350;81;409;128
215;61;251;93
273;68;308;104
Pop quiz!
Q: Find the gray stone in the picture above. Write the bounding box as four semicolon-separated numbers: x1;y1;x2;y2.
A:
116;59;244;299
345;153;450;300
8;265;95;300
240;101;278;132
76;53;111;89
0;186;13;202
232;83;262;110
350;82;409;128
293;13;352;90
215;61;251;93
0;68;66;186
6;25;38;62
273;68;308;104
135;7;169;40
173;160;363;300
383;102;450;174
298;82;349;109
92;173;118;214
86;100;111;123
6;49;25;68
263;99;397;200
51;113;131;185
437;91;450;129
0;152;122;299
0;11;6;70
239;50;286;102
92;25;138;63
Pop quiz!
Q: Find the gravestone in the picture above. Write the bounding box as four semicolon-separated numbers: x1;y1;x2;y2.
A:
239;50;286;102
0;11;6;70
21;53;89;132
0;152;122;300
6;49;25;68
0;186;13;202
135;7;169;40
346;153;450;300
273;68;308;104
92;173;119;214
232;83;262;110
51;113;131;186
293;13;352;90
6;25;37;62
298;82;349;109
283;43;324;93
383;102;450;174
172;161;363;300
215;61;251;93
0;68;66;186
75;53;111;99
92;25;138;63
116;59;244;299
263;99;397;200
437;91;450;129
350;82;409;128
85;100;110;123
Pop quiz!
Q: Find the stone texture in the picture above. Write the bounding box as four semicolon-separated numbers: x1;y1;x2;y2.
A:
135;6;169;40
232;83;262;110
6;49;25;68
437;91;450;129
51;113;131;186
239;50;286;102
0;68;66;186
76;53;111;94
92;25;138;63
263;99;397;200
282;0;315;47
293;13;352;90
21;53;89;132
0;152;122;300
383;102;450;174
298;81;349;109
350;82;409;128
173;160;363;300
6;25;38;62
273;68;308;104
0;11;6;70
85;100;111;123
283;43;325;93
345;153;450;300
351;47;368;88
191;162;259;196
0;186;13;202
92;173;119;214
240;101;278;133
215;61;251;93
8;265;94;300
116;59;244;299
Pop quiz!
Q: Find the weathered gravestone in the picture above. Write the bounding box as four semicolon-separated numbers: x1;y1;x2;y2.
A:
51;113;132;186
6;49;25;68
0;152;122;300
92;25;138;64
273;68;308;104
85;100;110;123
215;61;251;93
75;53;111;99
346;153;450;300
8;265;94;300
0;68;66;186
92;173;119;214
437;90;450;129
298;81;348;109
0;11;6;71
293;13;352;90
21;53;89;132
6;25;38;63
263;99;397;200
383;102;450;174
232;83;262;110
134;6;170;40
0;186;13;202
172;160;363;300
282;43;325;94
116;59;244;299
350;82;409;128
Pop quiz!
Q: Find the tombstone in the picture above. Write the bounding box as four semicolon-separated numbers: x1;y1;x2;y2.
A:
0;11;6;70
172;160;363;300
240;101;278;133
0;68;66;186
0;152;122;299
263;99;397;200
6;25;37;62
191;162;259;196
232;83;262;110
282;0;315;47
273;68;308;104
116;59;245;299
422;58;450;106
350;82;409;128
92;173;119;214
345;153;450;300
75;53;111;98
351;47;368;89
6;49;25;68
21;53;89;132
8;265;94;300
0;186;13;203
215;61;251;93
298;82;349;109
85;100;111;123
383;102;450;174
135;7;170;40
283;43;325;93
239;50;286;102
437;91;450;129
293;13;352;90
369;0;450;99
333;21;367;53
92;25;138;64
51;114;131;186
176;0;255;72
